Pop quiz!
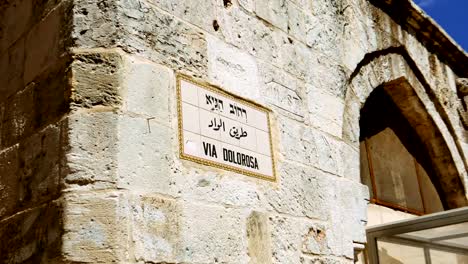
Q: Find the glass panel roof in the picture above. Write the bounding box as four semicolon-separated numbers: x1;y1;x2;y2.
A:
367;207;468;263
403;222;468;241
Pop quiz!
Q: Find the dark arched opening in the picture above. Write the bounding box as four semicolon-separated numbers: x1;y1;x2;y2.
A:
360;86;445;215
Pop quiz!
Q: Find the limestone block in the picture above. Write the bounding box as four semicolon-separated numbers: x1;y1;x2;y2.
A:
269;215;331;264
269;215;303;264
341;142;359;182
338;180;368;244
446;67;458;94
151;0;218;34
207;35;261;102
130;195;181;263
305;1;344;60
0;145;19;218
0;38;25;101
302;224;332;256
62;191;129;263
116;115;173;194
247;211;273;264
306;56;347;99
72;0;119;48
278;41;313;81
278;116;318;165
286;1;316;46
349;65;378;103
0;201;63;263
71;50;124;109
0;0;32;54
342;90;361;145
119;1;209;77
24;2;68;85
312;130;344;176
122;56;174;119
62;112;119;189
177;202;248;263
307;84;345;138
388;53;408;80
216;5;282;65
255;0;288;31
370;55;395;88
340;2;370;70
324;178;368;256
32;64;71;126
174;171;267;208
404;32;433;86
1;86;35;148
264;161;329;220
258;62;306;118
16;125;61;213
2;52;69;149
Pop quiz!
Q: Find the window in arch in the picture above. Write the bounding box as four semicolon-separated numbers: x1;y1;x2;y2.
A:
359;87;444;215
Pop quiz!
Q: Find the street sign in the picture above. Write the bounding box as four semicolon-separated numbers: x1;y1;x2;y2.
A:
177;74;276;181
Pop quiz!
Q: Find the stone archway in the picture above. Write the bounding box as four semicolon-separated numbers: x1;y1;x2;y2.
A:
343;47;468;209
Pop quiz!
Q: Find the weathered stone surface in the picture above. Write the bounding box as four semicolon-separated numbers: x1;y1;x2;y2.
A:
0;38;24;101
0;145;19;218
307;84;345;137
0;0;33;54
173;167;267;208
1;62;70;148
255;0;288;31
117;115;173;193
122;3;208;77
1;86;36;148
207;35;261;102
258;61;306;119
217;4;283;65
151;0;218;34
24;0;72;85
247;211;273;264
122;55;173;119
269;215;303;264
62;112;119;189
2;0;468;262
17;125;61;213
278;116;317;165
0;201;63;263
71;50;124;108
302;224;330;255
177;202;248;263
457;78;468;96
62;191;128;262
265;161;330;220
129;195;180;263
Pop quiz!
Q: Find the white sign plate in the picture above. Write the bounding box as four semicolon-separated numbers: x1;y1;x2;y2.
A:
177;75;276;181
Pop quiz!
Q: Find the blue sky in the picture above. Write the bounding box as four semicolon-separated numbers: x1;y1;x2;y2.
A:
416;0;468;51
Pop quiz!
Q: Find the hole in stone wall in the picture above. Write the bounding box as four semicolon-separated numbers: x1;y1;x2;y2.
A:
223;0;232;8
212;20;220;31
288;37;293;44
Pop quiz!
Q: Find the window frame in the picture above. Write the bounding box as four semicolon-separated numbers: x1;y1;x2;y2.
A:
363;138;428;216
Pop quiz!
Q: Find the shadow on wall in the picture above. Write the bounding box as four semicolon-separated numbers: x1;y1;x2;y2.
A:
0;0;74;262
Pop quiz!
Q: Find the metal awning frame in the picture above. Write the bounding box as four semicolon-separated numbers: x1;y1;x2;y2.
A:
367;207;468;264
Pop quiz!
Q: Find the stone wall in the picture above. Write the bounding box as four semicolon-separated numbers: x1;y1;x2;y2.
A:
0;0;73;262
0;0;466;263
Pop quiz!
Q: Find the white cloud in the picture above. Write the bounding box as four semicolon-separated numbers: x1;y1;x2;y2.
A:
417;0;436;7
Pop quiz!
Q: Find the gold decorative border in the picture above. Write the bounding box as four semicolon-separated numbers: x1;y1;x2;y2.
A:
176;73;277;182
